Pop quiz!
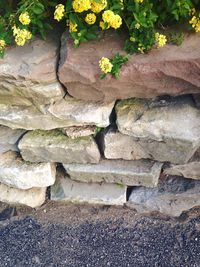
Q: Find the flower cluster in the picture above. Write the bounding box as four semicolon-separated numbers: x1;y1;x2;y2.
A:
101;10;122;30
0;39;6;52
54;4;65;21
19;12;31;25
155;33;167;48
189;15;200;32
12;26;32;46
99;57;113;74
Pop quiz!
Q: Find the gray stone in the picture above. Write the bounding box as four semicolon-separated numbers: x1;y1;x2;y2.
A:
0;126;26;153
19;130;100;164
62;125;96;139
0;183;46;208
63;159;162;187
48;97;114;128
0;35;65;107
0;151;56;189
128;176;200;217
116;96;200;164
51;171;126;205
0;96;114;130
164;162;200;180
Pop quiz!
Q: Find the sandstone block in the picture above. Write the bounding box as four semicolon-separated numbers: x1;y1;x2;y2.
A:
0;183;46;208
51;171;126;205
116;96;200;164
0;151;56;189
19;130;100;164
58;32;200;102
63;159;162;187
128;176;200;217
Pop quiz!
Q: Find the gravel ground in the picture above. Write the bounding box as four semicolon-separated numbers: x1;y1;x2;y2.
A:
0;202;200;267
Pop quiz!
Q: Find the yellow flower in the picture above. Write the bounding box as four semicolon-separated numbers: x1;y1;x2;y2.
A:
130;36;136;42
69;21;78;32
110;14;122;29
195;21;200;32
102;10;115;24
99;57;113;74
0;39;6;51
135;0;144;3
19;12;31;25
189;16;197;27
155;33;167;48
189;8;196;16
54;4;65;21
73;0;91;13
13;27;32;46
85;13;96;25
91;0;107;13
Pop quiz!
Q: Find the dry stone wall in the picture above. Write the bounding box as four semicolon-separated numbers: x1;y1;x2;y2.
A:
0;32;200;216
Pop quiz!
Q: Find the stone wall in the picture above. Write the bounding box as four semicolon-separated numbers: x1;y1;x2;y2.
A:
0;32;200;217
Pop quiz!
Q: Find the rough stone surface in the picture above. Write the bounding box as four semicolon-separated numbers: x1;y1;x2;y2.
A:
58;32;200;102
48;97;114;127
0;36;65;107
62;125;96;139
51;170;126;205
63;159;162;187
19;130;100;164
0;96;114;130
0;183;46;208
128;176;200;217
164;162;200;180
0;126;26;153
0;151;56;189
116;96;200;164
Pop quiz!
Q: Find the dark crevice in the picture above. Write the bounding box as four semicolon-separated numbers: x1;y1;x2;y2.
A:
126;187;134;202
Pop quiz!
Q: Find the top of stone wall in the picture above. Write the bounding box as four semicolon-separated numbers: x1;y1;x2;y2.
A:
58;32;200;102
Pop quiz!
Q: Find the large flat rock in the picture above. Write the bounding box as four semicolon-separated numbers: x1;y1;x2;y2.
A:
19;130;100;164
0;183;46;208
51;170;126;205
116;96;200;164
0;36;65;107
58;32;200;102
164;162;200;180
0;126;26;153
128;176;200;217
0;151;56;189
0;96;114;130
63;159;163;187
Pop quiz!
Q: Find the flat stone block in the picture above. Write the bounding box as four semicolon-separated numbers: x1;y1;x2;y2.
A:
0;183;46;208
51;171;126;205
64;159;163;187
0;151;56;189
19;130;100;164
116;96;200;164
128;176;200;217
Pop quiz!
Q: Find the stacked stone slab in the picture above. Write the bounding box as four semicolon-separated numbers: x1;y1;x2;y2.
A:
0;31;200;216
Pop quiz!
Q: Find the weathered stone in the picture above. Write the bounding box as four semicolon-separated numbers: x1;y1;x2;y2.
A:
164;162;200;180
62;125;96;139
58;32;200;102
0;151;56;189
0;183;46;208
19;130;100;164
0;126;26;153
48;97;114;127
128;176;200;217
0;96;114;130
63;159;162;187
116;96;200;164
0;36;65;107
51;170;126;205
